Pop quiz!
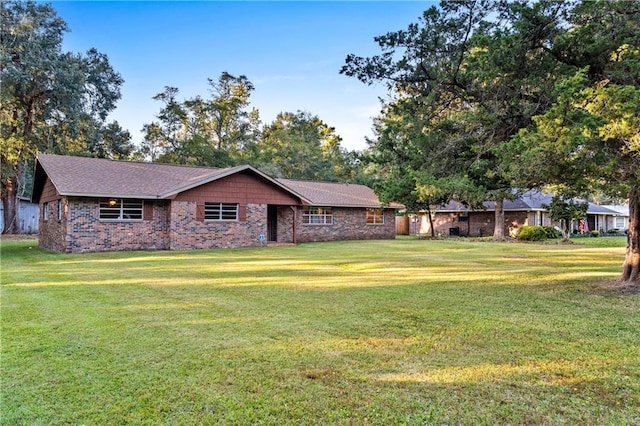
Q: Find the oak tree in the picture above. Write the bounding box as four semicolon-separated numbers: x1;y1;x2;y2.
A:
508;0;640;283
1;1;124;232
342;0;567;239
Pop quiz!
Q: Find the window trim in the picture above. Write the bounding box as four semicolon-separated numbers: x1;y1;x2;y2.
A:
57;199;63;221
204;202;239;221
99;198;144;221
366;208;384;225
42;202;49;221
302;206;333;225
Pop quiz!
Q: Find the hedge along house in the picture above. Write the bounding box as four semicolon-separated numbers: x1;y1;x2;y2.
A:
31;154;397;253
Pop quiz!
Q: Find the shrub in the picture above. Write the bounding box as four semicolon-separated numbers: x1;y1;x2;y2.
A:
543;226;563;239
516;226;548;241
590;230;600;237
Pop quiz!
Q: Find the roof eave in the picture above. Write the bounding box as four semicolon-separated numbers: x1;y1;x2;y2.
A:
304;203;398;209
59;192;163;200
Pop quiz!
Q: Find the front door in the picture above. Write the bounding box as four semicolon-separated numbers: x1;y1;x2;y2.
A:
267;205;278;242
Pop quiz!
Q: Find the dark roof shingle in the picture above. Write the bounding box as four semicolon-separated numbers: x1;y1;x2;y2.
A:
277;178;386;208
33;155;393;208
35;154;233;199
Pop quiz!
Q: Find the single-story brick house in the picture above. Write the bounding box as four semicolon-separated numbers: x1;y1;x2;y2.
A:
32;154;397;253
400;190;628;237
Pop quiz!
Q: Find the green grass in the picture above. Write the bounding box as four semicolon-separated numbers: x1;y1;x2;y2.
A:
1;236;639;425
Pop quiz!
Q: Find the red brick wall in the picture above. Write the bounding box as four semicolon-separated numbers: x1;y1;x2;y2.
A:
38;171;396;252
276;206;295;243
431;212;466;236
431;211;530;237
468;212;494;237
55;198;171;253
295;207;396;243
169;201;267;249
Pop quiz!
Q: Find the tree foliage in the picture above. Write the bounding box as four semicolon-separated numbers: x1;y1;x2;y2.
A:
140;73;261;167
508;0;640;282
344;0;640;282
140;81;359;181
543;196;589;239
248;111;353;181
343;0;569;239
1;0;126;233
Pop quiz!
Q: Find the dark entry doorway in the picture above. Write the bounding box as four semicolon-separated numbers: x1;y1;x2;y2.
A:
267;205;278;242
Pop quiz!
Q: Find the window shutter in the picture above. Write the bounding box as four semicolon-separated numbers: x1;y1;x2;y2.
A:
196;203;205;221
143;202;154;220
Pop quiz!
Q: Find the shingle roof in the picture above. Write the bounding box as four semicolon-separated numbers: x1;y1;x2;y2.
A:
32;155;394;208
436;190;555;212
277;178;388;208
601;205;629;216
587;204;621;215
34;154;237;199
434;189;623;216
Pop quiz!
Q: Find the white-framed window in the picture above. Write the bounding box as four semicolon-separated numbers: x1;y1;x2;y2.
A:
205;203;238;221
99;199;143;220
42;202;49;221
366;208;384;224
615;217;626;229
303;207;333;225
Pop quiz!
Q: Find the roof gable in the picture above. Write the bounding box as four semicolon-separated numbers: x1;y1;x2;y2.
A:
31;155;390;209
32;155;306;202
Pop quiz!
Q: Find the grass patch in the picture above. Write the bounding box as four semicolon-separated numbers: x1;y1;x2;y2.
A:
2;237;639;424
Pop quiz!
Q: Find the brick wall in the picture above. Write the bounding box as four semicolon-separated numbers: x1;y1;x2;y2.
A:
169;201;267;249
431;210;530;237
56;198;170;253
38;169;396;252
276;206;295;243
295;207;396;243
469;211;494;237
42;198;396;252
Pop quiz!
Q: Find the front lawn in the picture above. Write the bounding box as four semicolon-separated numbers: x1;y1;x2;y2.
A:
1;237;638;424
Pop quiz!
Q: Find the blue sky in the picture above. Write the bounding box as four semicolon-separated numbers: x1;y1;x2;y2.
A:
52;1;434;151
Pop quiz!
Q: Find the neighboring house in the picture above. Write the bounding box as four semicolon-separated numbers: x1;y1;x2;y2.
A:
0;197;39;234
31;154;397;253
403;190;628;237
599;205;629;232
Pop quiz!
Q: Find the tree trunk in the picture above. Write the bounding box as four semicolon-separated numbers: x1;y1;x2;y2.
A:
2;177;19;234
427;206;435;238
621;185;640;284
563;219;571;241
493;198;505;240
